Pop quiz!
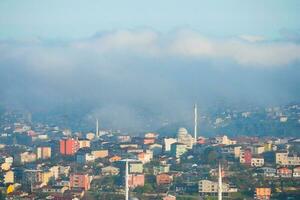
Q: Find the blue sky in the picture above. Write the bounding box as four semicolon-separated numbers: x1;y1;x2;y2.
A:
0;0;299;39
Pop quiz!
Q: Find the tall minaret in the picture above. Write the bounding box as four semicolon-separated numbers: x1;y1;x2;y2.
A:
96;119;99;137
125;160;129;200
194;104;198;143
218;162;223;200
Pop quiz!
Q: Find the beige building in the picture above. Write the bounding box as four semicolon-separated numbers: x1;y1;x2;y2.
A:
101;166;120;176
4;170;14;184
92;150;108;159
251;157;265;167
19;152;36;164
276;151;300;166
199;180;237;196
37;147;51;159
215;135;237;146
252;145;265;155
78;139;91;148
49;165;70;179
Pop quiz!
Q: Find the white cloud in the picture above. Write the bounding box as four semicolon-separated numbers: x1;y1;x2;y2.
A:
1;29;300;68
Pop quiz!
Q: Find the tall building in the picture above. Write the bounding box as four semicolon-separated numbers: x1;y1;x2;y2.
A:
60;138;79;155
37;146;52;159
70;173;90;190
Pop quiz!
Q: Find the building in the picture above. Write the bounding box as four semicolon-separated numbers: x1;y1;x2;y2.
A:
255;188;271;200
49;165;70;179
92;150;108;159
101;166;120;176
215;135;237;146
117;135;131;143
156;173;172;185
293;166;300;177
177;128;194;149
253;145;265;155
251;156;265;167
149;143;163;156
277;167;292;178
78;139;90;148
198;180;237;197
37;147;51;159
163;195;176;200
164;138;177;152
171;143;187;158
129;162;143;174
222;145;241;158
137;151;153;164
275;151;300;166
60;138;79;155
144;137;155;145
3;170;14;184
18;152;36;164
259;167;276;177
128;174;145;188
23;169;54;187
109;155;122;163
76;152;95;164
240;149;252;166
153;164;170;175
70;173;90;191
86;132;95;140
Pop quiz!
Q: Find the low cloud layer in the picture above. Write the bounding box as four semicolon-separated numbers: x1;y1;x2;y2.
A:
0;29;300;132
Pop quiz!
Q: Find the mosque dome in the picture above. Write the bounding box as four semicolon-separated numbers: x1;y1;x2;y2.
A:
177;127;188;138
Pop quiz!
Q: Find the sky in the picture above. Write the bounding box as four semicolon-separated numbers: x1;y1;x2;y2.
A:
0;0;300;132
0;0;300;39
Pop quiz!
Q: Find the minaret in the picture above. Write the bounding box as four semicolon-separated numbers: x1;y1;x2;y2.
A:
96;119;99;137
125;160;129;200
194;104;198;143
121;159;136;200
218;162;222;200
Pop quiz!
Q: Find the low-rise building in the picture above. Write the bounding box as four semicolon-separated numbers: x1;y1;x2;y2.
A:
128;173;144;188
70;173;91;191
37;146;51;160
255;187;271;200
92;150;108;159
259;167;276;177
198;180;237;197
156;173;172;185
293;166;300;177
153;164;170;175
251;156;265;167
101;166;120;176
18;152;37;164
277;167;292;178
137;151;153;164
129;161;143;174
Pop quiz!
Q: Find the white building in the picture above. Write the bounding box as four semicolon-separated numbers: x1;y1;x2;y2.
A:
164;138;177;152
